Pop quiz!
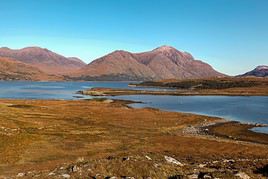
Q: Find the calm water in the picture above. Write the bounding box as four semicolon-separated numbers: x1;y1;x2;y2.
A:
0;81;153;99
110;95;268;134
0;81;267;134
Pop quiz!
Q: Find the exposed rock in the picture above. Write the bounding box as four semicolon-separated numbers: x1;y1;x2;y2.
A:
203;174;212;179
223;159;235;163
48;172;55;176
17;173;25;177
68;165;79;172
235;171;250;179
198;163;207;168
145;155;152;160
164;156;184;166
187;174;198;179
103;99;114;103
61;173;71;178
122;156;130;161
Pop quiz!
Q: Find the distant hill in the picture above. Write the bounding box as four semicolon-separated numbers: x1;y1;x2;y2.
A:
239;65;268;77
0;57;62;81
74;46;225;81
0;47;86;75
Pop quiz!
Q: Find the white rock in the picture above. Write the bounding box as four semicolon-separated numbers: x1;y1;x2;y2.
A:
154;163;160;168
17;173;25;177
104;99;114;103
48;172;55;176
70;165;79;172
188;174;198;179
223;159;235;163
61;174;71;178
235;172;250;179
204;174;212;179
164;156;184;166
198;163;207;168
145;155;152;160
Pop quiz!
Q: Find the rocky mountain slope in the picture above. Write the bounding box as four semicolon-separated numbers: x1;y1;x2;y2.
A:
0;57;62;81
75;46;224;81
239;65;268;77
0;47;86;75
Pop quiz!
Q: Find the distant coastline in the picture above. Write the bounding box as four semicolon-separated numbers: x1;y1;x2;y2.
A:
80;77;268;96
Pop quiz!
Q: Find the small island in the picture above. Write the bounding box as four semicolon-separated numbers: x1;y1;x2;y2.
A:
80;77;268;96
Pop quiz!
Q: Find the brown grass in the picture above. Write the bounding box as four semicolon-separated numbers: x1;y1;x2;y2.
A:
0;99;267;177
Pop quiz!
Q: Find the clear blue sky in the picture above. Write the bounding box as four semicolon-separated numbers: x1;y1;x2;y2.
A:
1;0;267;75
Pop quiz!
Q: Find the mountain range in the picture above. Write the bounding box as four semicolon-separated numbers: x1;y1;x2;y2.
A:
74;46;224;81
0;47;86;75
0;57;62;81
0;46;266;81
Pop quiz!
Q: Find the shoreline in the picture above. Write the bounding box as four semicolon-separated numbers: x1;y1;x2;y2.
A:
205;121;268;145
79;87;268;96
118;97;268;139
0;98;268;177
79;88;268;137
1;97;268;144
1;97;267;138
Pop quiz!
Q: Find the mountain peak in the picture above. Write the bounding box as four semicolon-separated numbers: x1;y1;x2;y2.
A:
20;46;51;53
256;65;268;70
78;46;224;80
153;45;177;52
112;50;131;54
239;65;268;77
151;45;194;60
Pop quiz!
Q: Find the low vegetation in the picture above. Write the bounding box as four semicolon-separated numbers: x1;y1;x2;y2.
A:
135;77;268;90
81;77;268;96
0;99;268;178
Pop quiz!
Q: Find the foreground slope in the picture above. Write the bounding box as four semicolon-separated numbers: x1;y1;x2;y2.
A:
0;57;61;81
75;46;224;81
0;47;86;75
0;99;268;178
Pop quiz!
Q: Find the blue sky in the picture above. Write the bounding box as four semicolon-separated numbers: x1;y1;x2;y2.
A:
0;0;267;75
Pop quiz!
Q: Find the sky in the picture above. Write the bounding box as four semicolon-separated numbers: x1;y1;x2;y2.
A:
0;0;267;75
